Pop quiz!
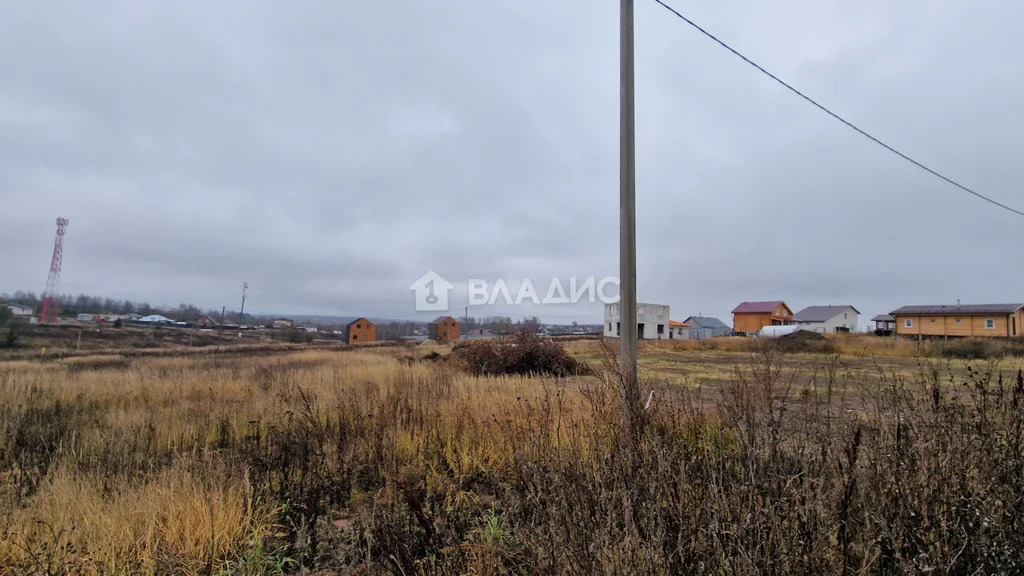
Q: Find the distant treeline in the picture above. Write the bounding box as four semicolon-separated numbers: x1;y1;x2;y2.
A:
2;291;599;338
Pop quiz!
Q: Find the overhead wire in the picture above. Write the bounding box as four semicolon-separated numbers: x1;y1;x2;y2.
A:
650;0;1024;218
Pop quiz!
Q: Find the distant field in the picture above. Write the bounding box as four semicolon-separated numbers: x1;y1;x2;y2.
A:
1;323;350;358
569;336;1024;407
2;335;1024;573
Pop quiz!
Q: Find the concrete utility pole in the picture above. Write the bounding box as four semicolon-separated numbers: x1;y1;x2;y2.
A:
620;0;638;415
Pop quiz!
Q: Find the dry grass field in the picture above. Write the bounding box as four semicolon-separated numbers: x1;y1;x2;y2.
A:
2;335;1024;574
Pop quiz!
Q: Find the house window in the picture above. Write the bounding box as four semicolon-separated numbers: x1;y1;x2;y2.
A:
657;324;664;335
357;323;362;328
930;319;936;323
986;319;995;329
905;319;913;328
608;322;612;332
353;334;358;340
616;322;620;335
955;319;962;324
844;313;847;319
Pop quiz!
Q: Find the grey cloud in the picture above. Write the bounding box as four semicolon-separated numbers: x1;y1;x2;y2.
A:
3;0;1023;324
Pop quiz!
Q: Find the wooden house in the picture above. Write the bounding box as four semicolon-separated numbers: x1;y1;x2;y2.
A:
731;301;793;336
891;304;1024;338
429;316;461;342
346;318;377;344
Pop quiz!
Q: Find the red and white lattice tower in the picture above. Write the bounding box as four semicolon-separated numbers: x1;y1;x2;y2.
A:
39;217;69;324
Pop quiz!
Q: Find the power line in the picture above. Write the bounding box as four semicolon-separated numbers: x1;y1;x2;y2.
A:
650;0;1024;219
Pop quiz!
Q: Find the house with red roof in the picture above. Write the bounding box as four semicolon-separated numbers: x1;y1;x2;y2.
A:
732;301;793;336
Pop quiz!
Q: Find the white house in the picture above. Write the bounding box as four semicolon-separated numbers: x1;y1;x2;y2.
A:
138;314;174;324
604;302;671;340
3;303;33;316
669;320;692;339
791;305;860;334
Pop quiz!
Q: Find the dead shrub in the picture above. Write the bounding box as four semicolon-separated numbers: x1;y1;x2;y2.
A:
447;330;591;377
774;330;838;354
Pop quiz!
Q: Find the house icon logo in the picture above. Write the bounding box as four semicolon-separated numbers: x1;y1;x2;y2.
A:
410;271;454;312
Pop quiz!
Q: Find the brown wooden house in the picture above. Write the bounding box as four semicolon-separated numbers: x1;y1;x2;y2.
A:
732;301;793;336
429;316;460;342
346;318;376;344
891;304;1024;339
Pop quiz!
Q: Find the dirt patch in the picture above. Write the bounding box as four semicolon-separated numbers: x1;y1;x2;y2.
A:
775;330;837;354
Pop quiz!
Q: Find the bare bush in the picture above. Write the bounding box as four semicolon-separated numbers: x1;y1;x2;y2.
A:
447;330;591;377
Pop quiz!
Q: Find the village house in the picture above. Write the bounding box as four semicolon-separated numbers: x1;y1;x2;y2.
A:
791;305;859;334
429;316;461;342
732;301;793;336
272;319;293;329
195;315;219;328
891;304;1024;339
683;316;732;338
463;328;496;340
604;302;671;340
2;303;33;316
669;320;691;339
346;318;376;344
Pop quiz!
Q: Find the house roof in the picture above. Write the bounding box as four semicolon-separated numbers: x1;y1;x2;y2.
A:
138;314;173;322
669;320;691;328
684;316;729;330
872;314;895;322
347;317;373;327
890;304;1024;316
3;302;31;310
792;305;860;323
431;316;458;324
732;301;787;314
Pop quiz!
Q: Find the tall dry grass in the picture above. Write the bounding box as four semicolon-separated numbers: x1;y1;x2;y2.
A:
1;341;1024;573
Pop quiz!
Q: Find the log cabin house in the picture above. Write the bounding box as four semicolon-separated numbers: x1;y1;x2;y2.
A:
891;304;1024;338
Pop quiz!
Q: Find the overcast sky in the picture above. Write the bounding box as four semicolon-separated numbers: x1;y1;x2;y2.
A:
3;0;1023;326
